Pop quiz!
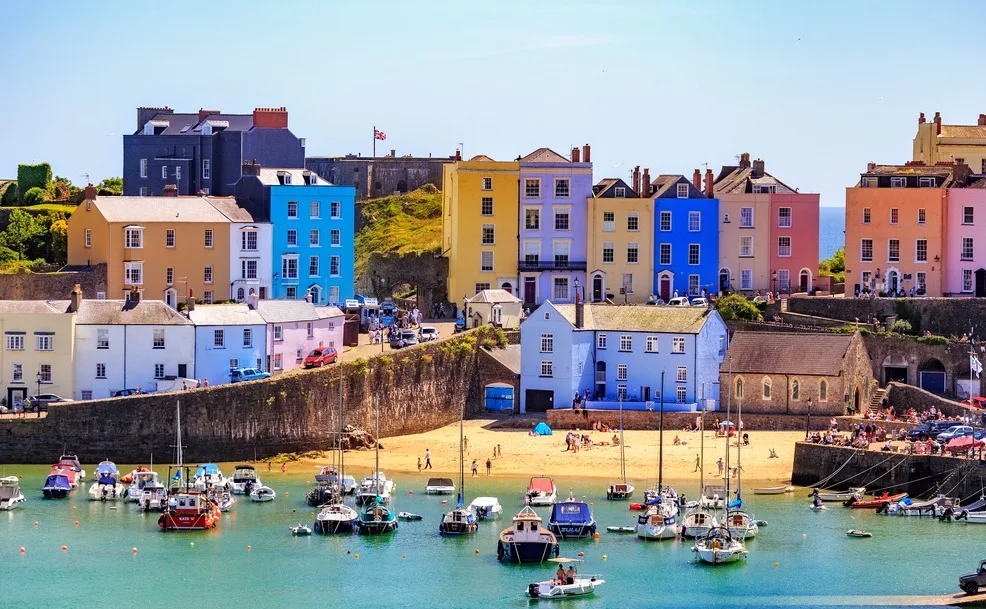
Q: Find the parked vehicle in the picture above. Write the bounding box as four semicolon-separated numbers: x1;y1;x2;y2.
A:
303;347;338;368
645;296;665;306
389;329;419;349
937;426;974;443
965;397;986;409
959;559;986;595
453;318;466;333
667;297;691;307
690;297;709;308
112;388;143;397
907;421;956;441
229;368;271;383
418;326;439;342
26;394;73;412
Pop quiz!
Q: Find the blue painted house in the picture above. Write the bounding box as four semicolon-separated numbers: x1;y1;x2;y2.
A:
235;165;355;304
649;175;719;302
188;303;268;385
519;301;727;413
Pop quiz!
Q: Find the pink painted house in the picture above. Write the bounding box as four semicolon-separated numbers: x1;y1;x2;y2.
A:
254;300;344;373
944;188;986;296
770;192;820;294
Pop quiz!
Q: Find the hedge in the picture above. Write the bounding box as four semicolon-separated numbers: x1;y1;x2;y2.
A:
16;163;52;196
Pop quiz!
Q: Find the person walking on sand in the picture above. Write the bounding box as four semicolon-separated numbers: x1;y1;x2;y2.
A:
464;435;468;454
496;444;502;458
716;458;724;476
693;454;701;472
486;458;492;475
281;462;286;474
471;460;478;477
417;457;422;472
424;449;432;469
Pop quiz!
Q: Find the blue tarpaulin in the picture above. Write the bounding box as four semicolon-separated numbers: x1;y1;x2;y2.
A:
533;422;552;436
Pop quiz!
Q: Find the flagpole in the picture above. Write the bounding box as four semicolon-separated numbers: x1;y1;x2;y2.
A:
373;125;376;158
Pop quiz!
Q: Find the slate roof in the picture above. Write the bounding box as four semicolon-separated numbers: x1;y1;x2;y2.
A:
254;300;319;323
141;112;255;136
721;331;852;375
592;178;639;198
487;344;521;375
468;155;495;162
651;174;686;198
0;301;62;314
713;166;798;195
205;196;268;223
188;304;266;326
551;303;711;333
55;300;193;325
256;168;330;187
467;289;521;304
314;306;345;319
88;196;231;224
940;125;986;139
519;147;571;164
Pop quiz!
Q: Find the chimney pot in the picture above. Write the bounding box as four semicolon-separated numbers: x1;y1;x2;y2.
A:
918;112;926;124
571;147;580;163
198;108;220;122
704;168;714;198
866;162;877;172
186;296;196;312
162;184;178;197
641;168;650;197
390;149;395;157
582;144;591;164
632;166;641;195
455;149;462;161
979;114;986;127
934;111;942;135
692;169;702;191
739;153;751;169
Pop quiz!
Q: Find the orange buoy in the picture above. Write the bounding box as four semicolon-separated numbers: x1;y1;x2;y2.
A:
441;500;447;505
132;548;138;554
306;481;311;485
578;552;584;557
61;546;68;552
246;545;252;551
19;547;25;554
74;521;79;526
33;521;38;527
775;562;780;568
284;492;288;497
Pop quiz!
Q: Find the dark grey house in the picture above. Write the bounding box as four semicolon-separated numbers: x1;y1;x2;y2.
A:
123;106;305;197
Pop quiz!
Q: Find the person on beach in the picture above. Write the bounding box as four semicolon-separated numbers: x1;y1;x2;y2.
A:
471;460;478;477
464;436;468;454
565;432;572;451
417;457;422;472
281;462;286;473
267;462;272;472
424;449;432;469
496;444;502;458
486;458;492;475
717;458;724;475
693;454;701;472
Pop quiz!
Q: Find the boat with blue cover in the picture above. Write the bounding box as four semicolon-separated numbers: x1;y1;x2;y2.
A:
497;506;559;563
88;460;124;501
548;491;596;539
42;473;72;499
193;463;229;491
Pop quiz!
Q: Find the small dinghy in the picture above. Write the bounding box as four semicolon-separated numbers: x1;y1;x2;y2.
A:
809;505;829;511
398;511;422;521
527;558;604;599
606;526;635;533
847;529;872;538
250;485;276;502
753;486;793;495
290;523;312;536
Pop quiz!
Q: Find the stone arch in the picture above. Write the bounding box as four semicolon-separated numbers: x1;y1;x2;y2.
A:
819;378;828;401
735;375;744;399
918;358;946;395
397;180;408;193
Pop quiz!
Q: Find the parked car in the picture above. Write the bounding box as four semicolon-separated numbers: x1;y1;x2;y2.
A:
453;318;466;333
230;368;271;383
390;329;420;349
690;297;709;308
959;559;986;595
418;326;439;342
645;295;665;306
304;347;338;368
937;425;974;443
26;394;74;412
907;420;957;441
112;388;143;397
667;297;691;307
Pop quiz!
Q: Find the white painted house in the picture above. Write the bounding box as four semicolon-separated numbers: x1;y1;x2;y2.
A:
465;289;523;329
255;300;339;374
207;197;274;302
70;296;195;399
188;303;268;386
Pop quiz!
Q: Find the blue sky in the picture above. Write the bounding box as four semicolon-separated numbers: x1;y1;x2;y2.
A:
2;0;984;206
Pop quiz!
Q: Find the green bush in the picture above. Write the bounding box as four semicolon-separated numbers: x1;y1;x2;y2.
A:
1;182;18;206
715;293;763;321
891;319;913;334
16;163;52;195
917;334;949;346
21;186;51;207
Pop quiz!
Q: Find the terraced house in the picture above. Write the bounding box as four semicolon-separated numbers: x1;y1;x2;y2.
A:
0;300;76;409
587;174;653;303
651;173;718;301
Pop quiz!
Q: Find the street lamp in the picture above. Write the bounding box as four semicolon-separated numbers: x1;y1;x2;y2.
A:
573;277;580;302
772;270;777;296
35;371;42;418
805;397;813;440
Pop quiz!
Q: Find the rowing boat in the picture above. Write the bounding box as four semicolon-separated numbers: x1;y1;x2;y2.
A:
846;493;907;509
753;486;793;495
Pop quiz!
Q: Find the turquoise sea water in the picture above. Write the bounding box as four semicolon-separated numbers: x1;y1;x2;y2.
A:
0;465;972;609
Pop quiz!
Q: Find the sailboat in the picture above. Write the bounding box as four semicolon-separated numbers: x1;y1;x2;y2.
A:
439;400;477;535
726;394;758;540
637;372;679;540
159;402;221;531
315;361;358;535
693;362;747;564
605;396;634;500
683;394;717;539
357;395;398;535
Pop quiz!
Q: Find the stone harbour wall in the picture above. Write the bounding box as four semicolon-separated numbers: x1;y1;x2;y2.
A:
0;330;506;463
788;295;986;338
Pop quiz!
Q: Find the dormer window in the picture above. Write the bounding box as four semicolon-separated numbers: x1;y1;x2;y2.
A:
919;177;935;188
614;187;626;197
202;123;212;136
862;177;877;188
277;171;292;186
304;172;318;186
676;183;688;198
890;177;906;188
144;120;169;135
753;184;776;194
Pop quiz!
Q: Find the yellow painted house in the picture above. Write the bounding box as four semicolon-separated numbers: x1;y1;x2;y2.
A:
586;177;654;303
442;156;520;303
67;194;232;307
0;300;76;408
913;111;986;172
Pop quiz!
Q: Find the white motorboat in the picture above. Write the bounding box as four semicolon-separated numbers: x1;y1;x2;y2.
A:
0;476;25;510
215;491;236;512
356;472;393;506
250;485;276;502
314;503;359;533
725;510;759;540
681;509;717;539
468;496;503;520
231;464;262;495
813;487;865;502
127;471;162;503
426;477;455;495
700;484;726;509
497;506;559;563
885;495;950;517
88;461;125;501
193;463;229;491
290;523;312;535
526;475;557;506
693;525;747;565
527;559;604;599
753;486;794;495
636;500;678;540
964;512;986;524
606;482;635;501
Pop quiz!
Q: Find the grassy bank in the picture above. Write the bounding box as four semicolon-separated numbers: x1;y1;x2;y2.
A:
354;187;441;278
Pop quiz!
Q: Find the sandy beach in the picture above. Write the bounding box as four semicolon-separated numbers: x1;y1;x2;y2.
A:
289;419;802;485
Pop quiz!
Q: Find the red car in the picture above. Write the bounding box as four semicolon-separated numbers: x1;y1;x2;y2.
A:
303;347;338;368
964;396;986;409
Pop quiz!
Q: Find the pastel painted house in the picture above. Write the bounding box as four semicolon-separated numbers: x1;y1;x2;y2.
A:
650;174;719;301
519;302;727;413
188;303;268;386
255;300;340;374
0;300;76;408
943;187;986;296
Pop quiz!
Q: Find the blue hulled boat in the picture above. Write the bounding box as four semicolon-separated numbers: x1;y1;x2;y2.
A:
42;474;72;499
548;492;596;539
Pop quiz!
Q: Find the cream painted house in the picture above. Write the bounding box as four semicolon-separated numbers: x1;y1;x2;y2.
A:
0;299;76;408
586;177;653;303
913;111;986;173
465;289;522;329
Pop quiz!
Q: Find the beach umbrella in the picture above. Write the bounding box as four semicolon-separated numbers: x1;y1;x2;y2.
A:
946;436;984;453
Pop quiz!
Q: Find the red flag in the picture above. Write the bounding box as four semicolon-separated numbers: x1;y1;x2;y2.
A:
374;129;386;141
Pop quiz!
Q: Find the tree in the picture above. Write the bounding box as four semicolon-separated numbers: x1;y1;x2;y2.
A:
21;186;51;207
819;247;845;283
16;163;52;195
1;182;17;206
0;209;43;259
97;177;123;196
715;293;764;322
49;218;68;264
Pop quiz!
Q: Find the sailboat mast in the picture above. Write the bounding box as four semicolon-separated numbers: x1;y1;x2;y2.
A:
176;400;183;468
658;370;665;492
619;396;626;484
725;361;731;507
737;392;742;501
374;394;380;498
700;383;705;495
338;360;345;498
458;399;465;508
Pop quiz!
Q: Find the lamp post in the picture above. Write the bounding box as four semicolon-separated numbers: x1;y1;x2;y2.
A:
772;270;777;296
573;276;580;302
35;371;42;418
805;397;813;440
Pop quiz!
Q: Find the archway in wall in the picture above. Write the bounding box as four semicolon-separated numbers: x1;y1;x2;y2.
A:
719;268;731;294
799;268;812;293
397;180;408;193
882;354;908;385
501;282;513;295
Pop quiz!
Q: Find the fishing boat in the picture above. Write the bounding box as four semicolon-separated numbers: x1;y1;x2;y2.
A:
847;529;872;538
692;524;747;565
497;506;559;563
125;469;155;502
357;396;398;536
314;503;359;533
526;475;557;506
230;464;262;495
753;486;794;495
249;485;276;502
290;523;312;536
440;402;478;536
87;461;124;501
813;487;866;502
0;476;25;510
159;487;221;531
193;463;229;491
636;500;678;540
884;495;950;517
58;454;86;482
548;491;596;539
845;492;907;509
426;477;456;495
527;558;604;599
469;496;503;520
606;396;634;501
42;473;72;499
138;475;168;512
681;509;717;539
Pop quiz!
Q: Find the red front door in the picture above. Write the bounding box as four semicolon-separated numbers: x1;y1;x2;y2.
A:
659;276;671;302
524;278;536;304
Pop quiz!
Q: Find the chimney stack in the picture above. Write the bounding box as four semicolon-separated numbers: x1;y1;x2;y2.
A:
455;149;462;161
739;153;751;169
198;108;220;121
574;290;584;329
979;114;986;127
582;144;591;163
163;184;178;197
83;183;97;200
918;112;926;124
186;295;195;312
632;166;641;195
641;168;651;197
692;169;702;191
128;286;141;304
866;162;877;172
934;111;942;135
252;106;288;129
390;149;396;157
571;147;580;163
704;168;714;198
68;284;82;313
752;159;765;177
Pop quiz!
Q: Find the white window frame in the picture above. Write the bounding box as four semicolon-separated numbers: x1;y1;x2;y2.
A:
676;183;688;198
243;328;252;348
964;269;974;293
242;230;258;251
97;329;109;349
688;274;700;296
481;224;495;245
778;236;792;258
552;277;569;300
204;265;213;284
481;250;494;272
309;255;320;278
888;239;900;263
481;177;492;191
213;329;225;348
964;206;975;225
602;211;615;232
890;208;899;225
860;239;873;262
739;236;753;257
862;208;871;224
85;229;91;248
124;227;143;249
676;386;687;403
140;159;148;178
915;239;928;263
35;334;53;351
202;159;210;180
672;337;685;354
627;242;639;264
659;243;672;266
660;211;672;232
617;364;627;381
330;201;341;219
619;335;632;352
204;229;213;248
124;261;143;285
597;334;607;349
688;210;701;232
602;243;614;264
310;229;320;247
540;360;553;377
330;229;341;247
553;206;571;231
627;213;639;231
740;269;752;290
96;363;106;379
153;328;165;349
540;333;553;353
154;364;165;379
778;207;792;228
281;255;299;280
287;202;298;219
310;201;321;219
481;197;493;216
890;176;906;188
739;207;753;228
688;243;700;265
330;255;341;277
166;229;175;248
287;229;298;247
676;366;687;382
918;208;926;225
962;237;974;261
645;336;658;353
161;165;168;180
524;178;541;199
554;178;570;198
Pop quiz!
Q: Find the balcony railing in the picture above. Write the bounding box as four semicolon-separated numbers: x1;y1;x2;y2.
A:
517;259;588;272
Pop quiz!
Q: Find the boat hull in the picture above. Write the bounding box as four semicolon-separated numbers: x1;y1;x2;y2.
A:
357;519;398;535
527;493;556;507
636;523;677;540
439;521;478;535
42;488;70;499
88;483;125;501
847;493;907;509
314;518;357;534
694;545;747;565
548;522;597;539
528;579;604;599
606;485;634;501
158;511;219;531
497;539;559;563
752;486;790;495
